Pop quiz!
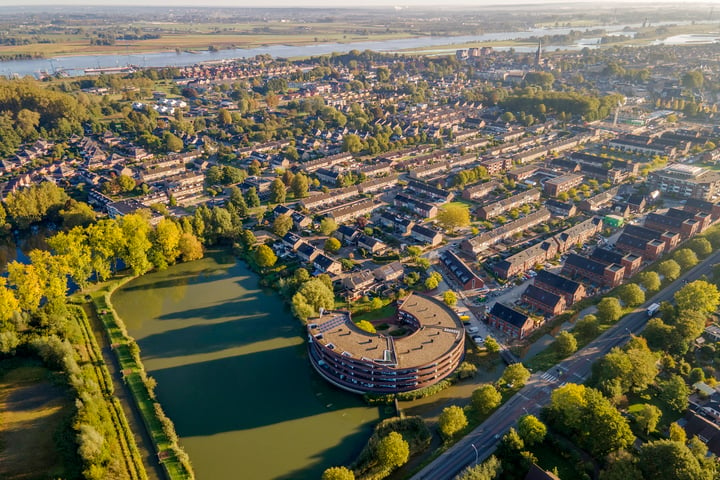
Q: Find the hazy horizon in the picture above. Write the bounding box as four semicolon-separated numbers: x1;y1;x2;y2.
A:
0;0;689;7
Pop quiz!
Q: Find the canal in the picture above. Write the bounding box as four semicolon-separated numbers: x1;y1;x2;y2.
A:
111;250;380;480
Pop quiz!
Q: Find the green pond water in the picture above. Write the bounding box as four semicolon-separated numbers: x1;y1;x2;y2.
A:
111;250;380;480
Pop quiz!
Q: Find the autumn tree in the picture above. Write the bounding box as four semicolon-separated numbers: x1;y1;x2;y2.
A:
438;405;468;440
517;415;546;446
269;178;286;204
178;232;203;262
254;244;277;269
443;290;457;307
322;467;355;480
324;237;341;253
319;217;338;236
658;259;681;281
375;432;409;469
597;297;622;323
472;384;501;415
556;331;577;356
272;214;293;237
322;467;354;480
501;363;531;388
673;248;698;270
637;271;661;292
437;204;470;233
291;172;309;198
675;280;720;314
634;403;661;434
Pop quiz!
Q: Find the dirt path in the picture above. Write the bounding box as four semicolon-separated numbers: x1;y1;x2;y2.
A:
83;304;166;480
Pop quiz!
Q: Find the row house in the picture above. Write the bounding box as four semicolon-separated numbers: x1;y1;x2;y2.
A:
168;182;204;206
477;189;541;220
509;131;590;165
408;160;452;180
665;207;712;234
486;303;535;340
315;168;343;186
625;224;680;252
393;150;449;171
379;212;415;236
545;199;577;218
356;161;393;177
141;155;185;171
615;233;665;260
543;174;584;196
480;156;513;176
492;217;602;279
462;180;501;201
507;165;539;182
327;199;379;223
521;284;566;317
335;225;360;245
590;248;642;278
683;198;720;221
561;253;625;288
300;186;359;210
461;208;551;255
393;193;438;219
644;212;699;239
139;164;186;184
357;174;399;194
608;135;676;157
410;224;443;247
406;180;454;203
300;152;353;173
439;250;484;291
357;234;386;254
534;270;586;306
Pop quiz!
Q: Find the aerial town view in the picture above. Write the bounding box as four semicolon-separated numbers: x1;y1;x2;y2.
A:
1;0;720;479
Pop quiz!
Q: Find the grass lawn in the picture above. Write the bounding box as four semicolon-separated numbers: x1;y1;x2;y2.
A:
0;363;72;480
353;304;396;323
626;390;683;434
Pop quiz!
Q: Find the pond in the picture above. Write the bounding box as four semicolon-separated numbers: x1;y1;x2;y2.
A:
112;250;379;480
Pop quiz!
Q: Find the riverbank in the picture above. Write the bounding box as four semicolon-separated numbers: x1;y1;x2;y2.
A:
86;276;194;480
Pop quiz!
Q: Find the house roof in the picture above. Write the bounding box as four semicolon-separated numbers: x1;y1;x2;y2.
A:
564;253;608;276
590;247;624;265
489;303;531;329
440;250;481;286
535;270;582;295
522;284;563;309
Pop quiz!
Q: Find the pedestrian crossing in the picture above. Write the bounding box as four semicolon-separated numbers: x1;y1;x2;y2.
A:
540;371;563;384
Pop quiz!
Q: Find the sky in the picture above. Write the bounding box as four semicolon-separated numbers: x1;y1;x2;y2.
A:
0;0;676;6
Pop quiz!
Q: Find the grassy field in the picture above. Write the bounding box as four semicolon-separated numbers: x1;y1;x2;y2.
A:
0;364;71;480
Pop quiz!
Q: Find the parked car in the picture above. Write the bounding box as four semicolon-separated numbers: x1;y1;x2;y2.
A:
472;336;485;345
466;326;480;334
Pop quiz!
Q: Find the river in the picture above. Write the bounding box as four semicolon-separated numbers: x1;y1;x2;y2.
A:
111;250;380;480
0;21;701;78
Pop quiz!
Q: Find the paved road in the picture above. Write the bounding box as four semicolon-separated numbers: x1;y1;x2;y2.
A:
412;246;720;480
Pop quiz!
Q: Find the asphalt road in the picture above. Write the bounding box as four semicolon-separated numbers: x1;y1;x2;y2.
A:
412;246;720;480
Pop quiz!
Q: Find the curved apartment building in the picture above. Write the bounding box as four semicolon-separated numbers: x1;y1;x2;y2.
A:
307;292;465;394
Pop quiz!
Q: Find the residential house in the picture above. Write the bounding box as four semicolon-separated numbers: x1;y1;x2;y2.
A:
590;248;642;278
522;285;566;317
487;303;536;340
534;270;586;306
561;253;625;288
357;234;386;253
314;253;343;275
372;261;405;283
410;224;443;247
439;250;484;290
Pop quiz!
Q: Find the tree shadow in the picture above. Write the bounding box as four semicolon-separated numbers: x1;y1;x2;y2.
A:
149;347;375;436
152;296;263;321
136;309;301;360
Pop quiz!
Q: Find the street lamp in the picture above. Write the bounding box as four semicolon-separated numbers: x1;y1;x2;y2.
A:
470;443;479;465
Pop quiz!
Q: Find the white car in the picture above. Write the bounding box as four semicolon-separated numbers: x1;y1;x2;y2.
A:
466;326;480;334
472;336;485;345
